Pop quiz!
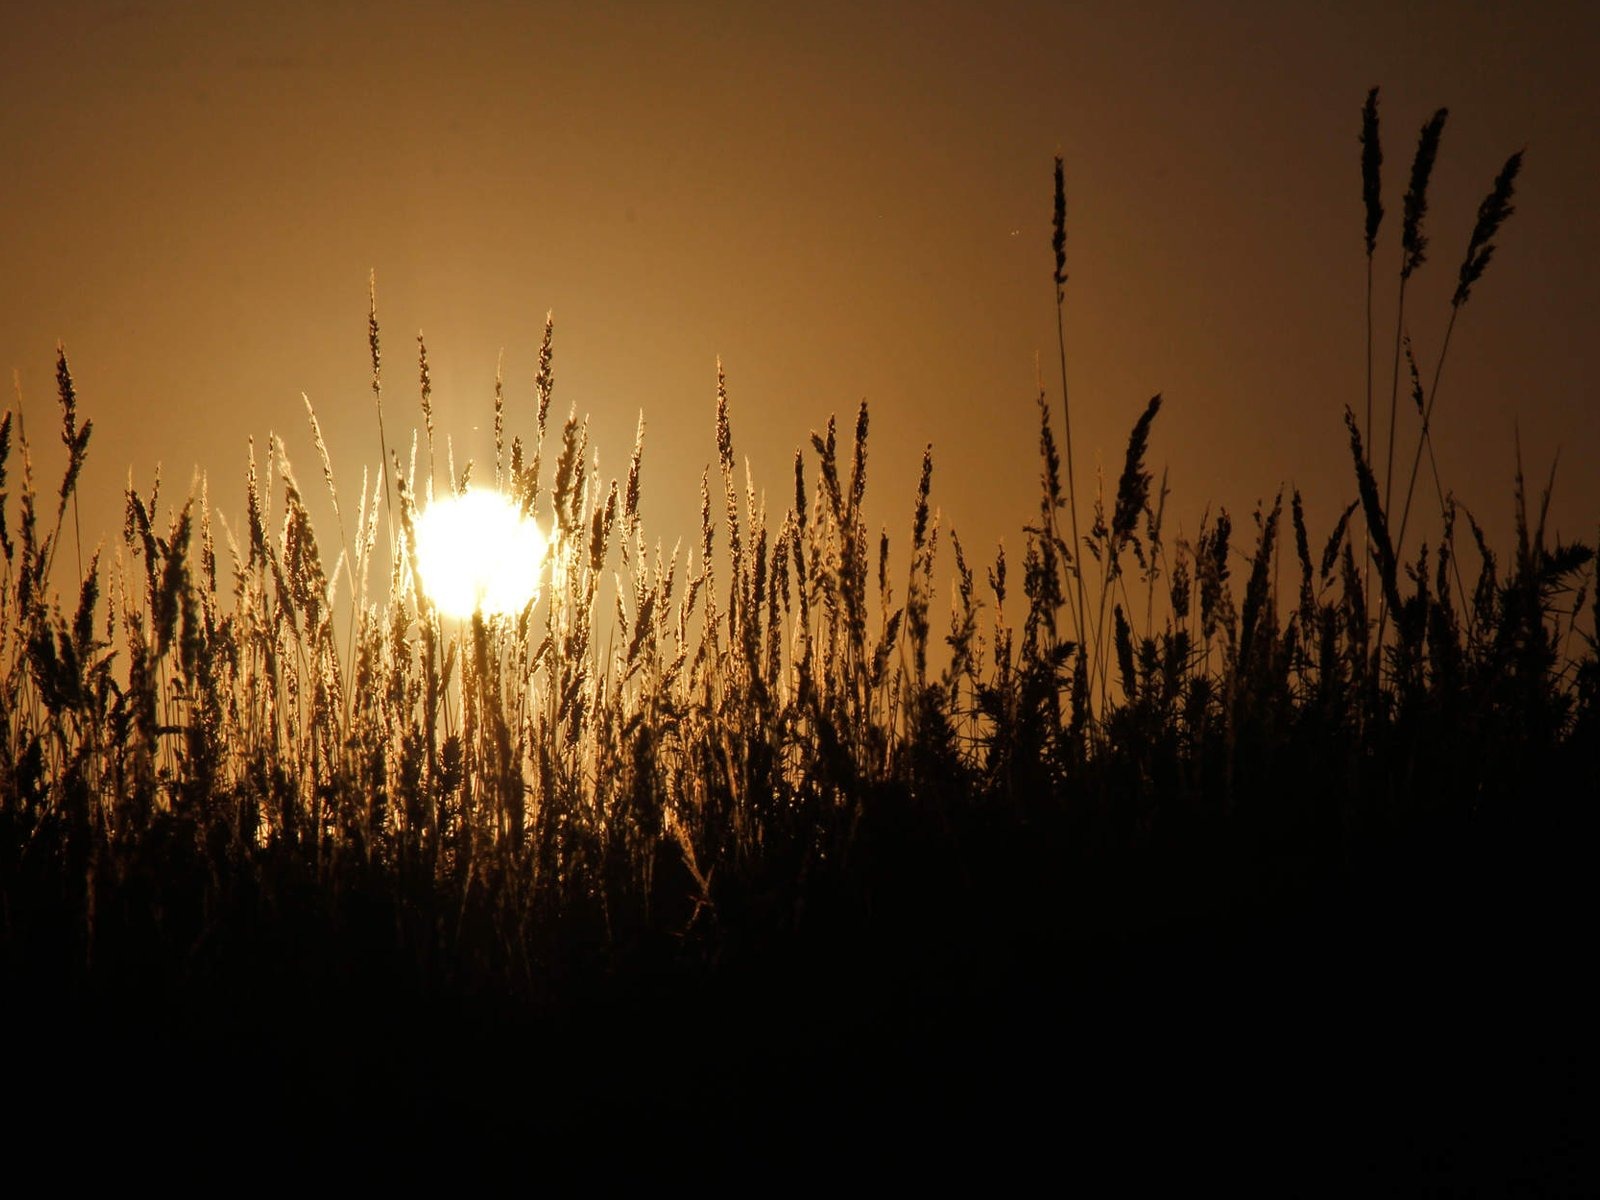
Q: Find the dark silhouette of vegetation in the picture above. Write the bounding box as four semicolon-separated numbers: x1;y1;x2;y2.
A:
1;98;1592;1187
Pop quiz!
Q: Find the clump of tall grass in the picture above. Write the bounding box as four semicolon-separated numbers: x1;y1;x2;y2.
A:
1;96;1594;1011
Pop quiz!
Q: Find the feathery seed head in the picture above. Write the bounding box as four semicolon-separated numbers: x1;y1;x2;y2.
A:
368;273;381;390
1320;500;1359;583
55;344;77;444
848;400;869;518
1403;334;1425;416
1454;149;1524;308
625;410;644;531
1037;387;1063;520
911;444;933;556
700;467;713;562
1345;406;1401;613
1112;395;1162;547
1401;108;1448;278
793;449;807;533
535;313;554;434
417;332;434;435
1052;155;1067;300
1360;87;1384;256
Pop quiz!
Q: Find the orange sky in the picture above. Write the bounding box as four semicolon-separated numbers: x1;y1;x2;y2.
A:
4;1;1597;614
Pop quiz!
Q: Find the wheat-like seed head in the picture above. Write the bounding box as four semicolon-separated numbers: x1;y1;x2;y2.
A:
1360;87;1384;257
1454;150;1524;308
1401;108;1448;279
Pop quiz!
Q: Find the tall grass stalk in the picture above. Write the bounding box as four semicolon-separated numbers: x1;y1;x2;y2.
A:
1360;88;1384;618
1384;108;1447;523
1051;156;1091;688
369;273;395;556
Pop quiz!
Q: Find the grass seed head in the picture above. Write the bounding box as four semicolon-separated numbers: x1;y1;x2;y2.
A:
1361;87;1384;256
1401;107;1448;278
1454;149;1524;308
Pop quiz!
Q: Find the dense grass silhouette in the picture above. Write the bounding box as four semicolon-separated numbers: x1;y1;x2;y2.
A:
2;99;1593;1186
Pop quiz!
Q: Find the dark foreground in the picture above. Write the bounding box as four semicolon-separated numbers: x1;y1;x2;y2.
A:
4;790;1592;1194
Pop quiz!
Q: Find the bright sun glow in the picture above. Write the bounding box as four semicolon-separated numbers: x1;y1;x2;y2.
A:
413;490;548;618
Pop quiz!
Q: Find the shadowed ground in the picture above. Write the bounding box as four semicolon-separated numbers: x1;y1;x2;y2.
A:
7;777;1591;1192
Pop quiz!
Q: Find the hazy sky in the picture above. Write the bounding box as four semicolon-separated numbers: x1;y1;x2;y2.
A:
4;1;1596;609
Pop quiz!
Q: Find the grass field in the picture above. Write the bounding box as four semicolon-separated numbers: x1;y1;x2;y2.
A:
2;99;1594;1187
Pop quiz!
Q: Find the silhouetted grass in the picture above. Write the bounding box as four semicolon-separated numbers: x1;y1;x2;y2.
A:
1;97;1593;1186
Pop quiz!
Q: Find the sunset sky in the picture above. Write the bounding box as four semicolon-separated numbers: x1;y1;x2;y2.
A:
4;1;1596;607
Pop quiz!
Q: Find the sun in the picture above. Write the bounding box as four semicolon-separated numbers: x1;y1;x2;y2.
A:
412;489;548;618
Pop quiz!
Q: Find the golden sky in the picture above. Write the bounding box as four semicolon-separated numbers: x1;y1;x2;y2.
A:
4;0;1596;603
